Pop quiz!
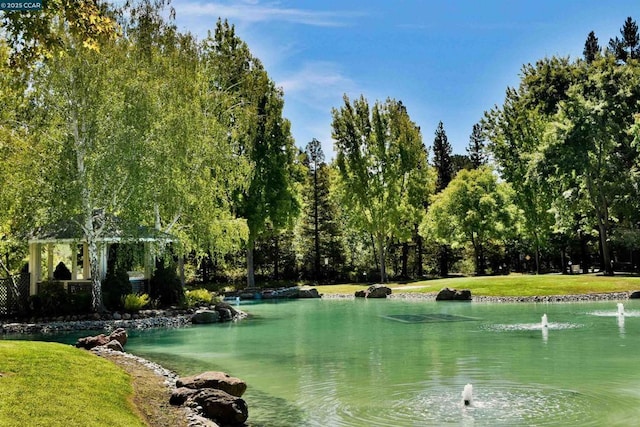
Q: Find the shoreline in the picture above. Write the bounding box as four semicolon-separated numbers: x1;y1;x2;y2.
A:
1;291;634;335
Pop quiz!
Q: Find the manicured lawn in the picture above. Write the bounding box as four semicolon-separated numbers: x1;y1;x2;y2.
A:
317;273;640;297
0;341;145;427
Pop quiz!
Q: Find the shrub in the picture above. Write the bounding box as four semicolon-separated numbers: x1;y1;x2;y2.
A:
122;293;150;312
150;260;184;307
103;267;132;310
185;288;213;307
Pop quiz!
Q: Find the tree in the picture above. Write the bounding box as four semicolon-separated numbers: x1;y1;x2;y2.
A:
203;21;300;287
332;95;429;282
305;139;324;280
484;57;576;273
542;57;640;275
431;121;454;276
467;123;487;168
1;2;250;311
584;31;600;64
0;0;117;68
432;121;453;192
420;167;518;275
608;17;640;63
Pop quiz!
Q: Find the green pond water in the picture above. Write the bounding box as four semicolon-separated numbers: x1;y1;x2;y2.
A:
13;298;640;426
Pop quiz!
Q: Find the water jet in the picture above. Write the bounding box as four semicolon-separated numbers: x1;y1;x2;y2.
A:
462;383;473;406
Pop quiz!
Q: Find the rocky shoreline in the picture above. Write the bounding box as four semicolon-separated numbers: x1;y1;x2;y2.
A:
325;291;633;303
2;291;636;335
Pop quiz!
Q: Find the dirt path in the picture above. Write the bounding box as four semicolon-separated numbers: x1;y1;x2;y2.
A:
97;351;190;427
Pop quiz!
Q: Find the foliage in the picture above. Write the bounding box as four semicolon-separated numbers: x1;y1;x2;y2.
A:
432;121;454;192
584;31;600;63
205;19;300;288
332;95;431;282
467;123;487;168
0;341;146;426
185;288;213;307
27;281;92;316
149;261;184;306
296;144;347;282
0;0;117;68
122;293;150;312
103;267;132;311
421;167;519;275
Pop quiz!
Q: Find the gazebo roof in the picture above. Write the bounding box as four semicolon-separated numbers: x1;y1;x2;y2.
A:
28;216;175;244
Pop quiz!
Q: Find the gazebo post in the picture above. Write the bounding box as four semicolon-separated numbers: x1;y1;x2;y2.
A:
47;243;54;280
28;242;42;295
71;243;78;280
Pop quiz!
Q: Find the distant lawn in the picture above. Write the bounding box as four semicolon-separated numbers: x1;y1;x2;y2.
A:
317;273;640;297
0;341;145;427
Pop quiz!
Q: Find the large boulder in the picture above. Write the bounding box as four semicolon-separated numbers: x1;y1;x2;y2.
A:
194;389;248;426
355;284;392;298
109;328;128;347
192;309;221;324
214;302;241;321
436;287;472;301
76;328;128;350
75;333;110;349
629;291;640;299
177;371;247;397
297;287;320;298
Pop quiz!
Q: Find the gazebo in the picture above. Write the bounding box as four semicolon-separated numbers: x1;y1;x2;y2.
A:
27;217;175;295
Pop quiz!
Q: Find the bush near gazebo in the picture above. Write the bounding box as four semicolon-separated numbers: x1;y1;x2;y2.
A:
150;260;184;306
27;281;91;317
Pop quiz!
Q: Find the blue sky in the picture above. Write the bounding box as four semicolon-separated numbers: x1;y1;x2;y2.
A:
171;0;639;158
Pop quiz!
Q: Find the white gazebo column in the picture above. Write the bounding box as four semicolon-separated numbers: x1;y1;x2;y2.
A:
47;243;54;280
28;242;42;295
71;243;78;280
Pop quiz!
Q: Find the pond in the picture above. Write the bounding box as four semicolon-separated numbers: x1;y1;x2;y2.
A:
14;298;640;426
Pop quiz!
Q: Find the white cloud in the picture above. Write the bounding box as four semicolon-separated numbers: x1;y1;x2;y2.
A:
279;61;356;108
176;1;357;27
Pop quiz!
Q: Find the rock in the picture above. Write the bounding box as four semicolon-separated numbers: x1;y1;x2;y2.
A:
192;309;221;324
109;328;128;347
75;333;110;349
75;328;127;350
170;387;200;405
629;291;640;299
193;389;248;426
355;284;392;298
104;339;124;352
177;371;247;397
122;312;132;320
214;302;241;321
112;312;122;320
297;287;320;298
436;287;472;301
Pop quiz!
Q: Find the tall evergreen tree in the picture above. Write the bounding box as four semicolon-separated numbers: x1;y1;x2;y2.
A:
433;121;453;192
203;20;300;287
305;138;325;281
608;17;640;62
467;123;486;168
584;31;600;63
432;121;454;276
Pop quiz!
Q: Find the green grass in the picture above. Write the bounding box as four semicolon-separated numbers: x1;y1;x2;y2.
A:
0;341;145;427
316;273;640;297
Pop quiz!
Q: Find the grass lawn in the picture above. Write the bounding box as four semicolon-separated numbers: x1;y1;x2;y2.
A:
0;341;146;427
316;273;640;297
